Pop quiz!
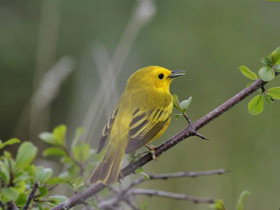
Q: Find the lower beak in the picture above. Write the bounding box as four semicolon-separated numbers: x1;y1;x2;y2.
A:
168;70;186;78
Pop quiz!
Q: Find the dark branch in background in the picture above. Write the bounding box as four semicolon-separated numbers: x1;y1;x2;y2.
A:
0;202;5;210
51;77;269;210
7;202;19;210
98;169;226;209
23;181;39;210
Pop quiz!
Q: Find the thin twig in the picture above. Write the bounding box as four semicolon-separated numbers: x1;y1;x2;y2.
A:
123;197;140;210
23;181;39;210
7;201;19;210
98;169;226;209
51;76;270;210
130;188;215;204
127;169;227;190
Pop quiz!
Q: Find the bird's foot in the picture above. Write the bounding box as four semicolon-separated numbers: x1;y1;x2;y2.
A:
145;144;157;161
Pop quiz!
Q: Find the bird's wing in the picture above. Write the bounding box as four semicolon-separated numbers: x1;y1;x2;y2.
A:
97;108;119;153
125;108;172;154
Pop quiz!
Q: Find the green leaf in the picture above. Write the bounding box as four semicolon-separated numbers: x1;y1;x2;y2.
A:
174;114;182;120
267;87;280;100
14;181;26;193
53;125;67;146
258;66;275;81
73;143;91;163
74;177;84;190
267;0;280;2
39;186;49;197
0;162;10;184
0;138;20;149
35;166;53;185
236;190;250;210
140;172;150;180
43;147;67;157
15;142;37;168
210;199;226;210
46;177;69;185
239;65;258;80
49;195;68;204
135;167;144;173
264;94;274;104
172;94;181;111
1;188;19;202
260;57;272;66
275;65;280;72
15;193;27;207
269;47;280;64
72;127;85;148
180;96;192;112
248;95;264;115
39;132;56;145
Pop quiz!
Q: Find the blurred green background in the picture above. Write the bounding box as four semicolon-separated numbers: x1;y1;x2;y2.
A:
1;0;280;209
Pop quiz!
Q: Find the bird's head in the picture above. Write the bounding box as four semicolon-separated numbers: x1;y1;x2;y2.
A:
127;66;185;92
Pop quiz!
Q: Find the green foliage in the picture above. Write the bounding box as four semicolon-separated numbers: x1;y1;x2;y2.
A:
210;199;226;210
72;143;91;163
0;138;20;149
180;96;192;112
248;95;264;115
39;124;67;146
269;47;280;64
136;167;150;180
15;142;37;168
236;191;250;210
0;125;101;209
173;94;192;120
210;191;250;210
239;47;280;115
0;141;59;208
267;87;280;99
239;65;258;80
35;166;53;186
258;66;275;81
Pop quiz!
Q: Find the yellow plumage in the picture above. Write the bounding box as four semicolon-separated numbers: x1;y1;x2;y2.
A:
89;66;185;184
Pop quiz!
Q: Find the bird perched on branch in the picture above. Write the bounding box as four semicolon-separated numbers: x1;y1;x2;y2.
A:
89;66;185;185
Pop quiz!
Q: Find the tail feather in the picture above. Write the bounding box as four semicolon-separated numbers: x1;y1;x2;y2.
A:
89;144;125;185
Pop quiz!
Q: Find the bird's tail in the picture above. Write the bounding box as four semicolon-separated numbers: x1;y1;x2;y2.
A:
89;143;125;185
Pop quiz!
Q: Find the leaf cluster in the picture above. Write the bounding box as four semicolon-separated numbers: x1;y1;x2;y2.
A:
210;190;250;210
0;125;101;209
239;47;280;115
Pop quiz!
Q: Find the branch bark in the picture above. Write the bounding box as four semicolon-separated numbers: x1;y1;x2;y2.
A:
130;188;215;204
51;78;267;210
23;181;39;210
98;169;225;209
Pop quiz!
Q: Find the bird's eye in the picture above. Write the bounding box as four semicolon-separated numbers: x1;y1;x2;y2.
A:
158;73;164;79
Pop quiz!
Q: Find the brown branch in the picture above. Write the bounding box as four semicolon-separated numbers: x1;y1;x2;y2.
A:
23;181;39;210
98;169;226;209
127;169;227;190
51;77;268;210
7;202;19;210
130;188;215;204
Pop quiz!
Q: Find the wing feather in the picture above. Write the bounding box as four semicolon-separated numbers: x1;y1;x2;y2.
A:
97;108;118;153
125;108;171;154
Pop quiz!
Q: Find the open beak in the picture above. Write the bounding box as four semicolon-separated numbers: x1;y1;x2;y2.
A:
168;70;186;78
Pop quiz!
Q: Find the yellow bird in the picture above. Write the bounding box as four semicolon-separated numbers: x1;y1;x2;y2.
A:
89;66;185;184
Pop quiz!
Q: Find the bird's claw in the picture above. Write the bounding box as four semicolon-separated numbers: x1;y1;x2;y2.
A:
145;144;157;161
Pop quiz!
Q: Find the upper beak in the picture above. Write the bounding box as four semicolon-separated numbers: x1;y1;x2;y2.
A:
168;70;186;78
